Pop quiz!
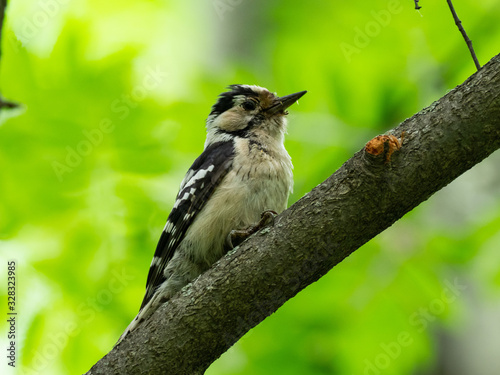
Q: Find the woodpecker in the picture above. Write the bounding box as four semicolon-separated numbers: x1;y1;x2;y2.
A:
120;84;306;340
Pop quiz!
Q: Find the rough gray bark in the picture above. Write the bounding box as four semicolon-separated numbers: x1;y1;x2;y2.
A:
86;53;500;375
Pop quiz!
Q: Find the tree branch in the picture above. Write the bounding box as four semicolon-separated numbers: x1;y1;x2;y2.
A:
446;0;481;70
0;0;7;60
0;0;18;110
86;53;500;375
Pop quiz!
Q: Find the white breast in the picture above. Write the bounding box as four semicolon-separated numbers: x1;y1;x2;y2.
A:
182;136;293;265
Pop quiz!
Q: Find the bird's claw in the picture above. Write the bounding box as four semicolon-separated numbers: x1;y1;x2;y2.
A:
225;210;278;250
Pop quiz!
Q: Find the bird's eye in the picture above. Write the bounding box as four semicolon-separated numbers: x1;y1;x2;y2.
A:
242;101;257;111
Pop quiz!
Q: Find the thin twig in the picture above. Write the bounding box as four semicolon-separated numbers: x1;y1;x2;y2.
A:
0;97;18;109
0;0;18;110
0;0;7;63
414;0;422;10
446;0;481;70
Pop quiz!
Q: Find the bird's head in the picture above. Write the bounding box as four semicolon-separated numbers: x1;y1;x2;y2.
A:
205;85;306;146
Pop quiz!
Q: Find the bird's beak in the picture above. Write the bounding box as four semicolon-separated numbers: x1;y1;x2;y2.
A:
266;90;307;115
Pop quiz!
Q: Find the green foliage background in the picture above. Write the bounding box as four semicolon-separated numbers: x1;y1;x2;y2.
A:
1;0;500;374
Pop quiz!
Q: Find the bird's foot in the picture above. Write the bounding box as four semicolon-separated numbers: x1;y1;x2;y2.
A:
225;210;278;250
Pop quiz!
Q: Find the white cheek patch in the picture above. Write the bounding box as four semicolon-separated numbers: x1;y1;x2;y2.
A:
213;109;251;132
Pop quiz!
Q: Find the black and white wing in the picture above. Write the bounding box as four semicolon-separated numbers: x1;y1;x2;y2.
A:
139;141;234;310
